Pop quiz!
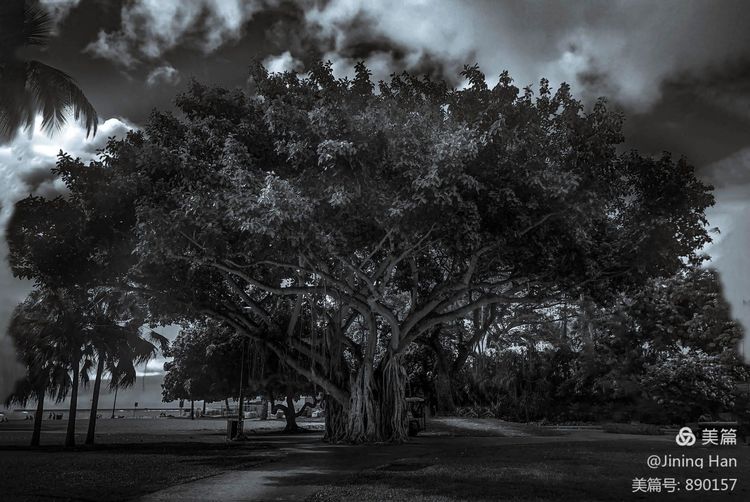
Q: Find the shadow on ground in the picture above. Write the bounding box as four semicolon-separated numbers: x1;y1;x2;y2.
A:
268;439;750;502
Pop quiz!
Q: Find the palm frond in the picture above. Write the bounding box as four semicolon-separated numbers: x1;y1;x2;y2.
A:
27;61;98;138
80;357;95;386
147;330;170;354
4;377;34;407
0;62;36;141
23;2;51;47
50;366;70;402
112;360;137;389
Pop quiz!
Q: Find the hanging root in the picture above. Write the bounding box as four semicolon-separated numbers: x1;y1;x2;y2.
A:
323;356;407;443
380;354;408;442
346;363;380;443
324;396;348;443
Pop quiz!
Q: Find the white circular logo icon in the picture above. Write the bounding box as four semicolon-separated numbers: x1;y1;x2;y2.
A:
675;427;696;446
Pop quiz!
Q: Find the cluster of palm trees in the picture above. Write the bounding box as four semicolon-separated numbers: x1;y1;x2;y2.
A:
1;1;166;448
5;287;167;447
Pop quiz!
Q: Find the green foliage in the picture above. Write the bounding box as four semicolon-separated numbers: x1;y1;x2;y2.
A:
5;288;76;406
162;321;245;402
6;60;718;440
451;267;748;423
162;321;313;404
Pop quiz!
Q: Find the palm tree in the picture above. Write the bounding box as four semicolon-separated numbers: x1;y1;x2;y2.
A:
83;288;168;445
5;290;73;446
31;287;87;448
0;0;97;143
84;325;167;445
9;287;90;447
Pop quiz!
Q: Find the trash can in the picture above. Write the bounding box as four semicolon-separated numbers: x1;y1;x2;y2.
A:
227;419;239;440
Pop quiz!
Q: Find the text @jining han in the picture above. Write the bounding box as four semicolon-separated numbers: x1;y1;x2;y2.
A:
654;455;737;469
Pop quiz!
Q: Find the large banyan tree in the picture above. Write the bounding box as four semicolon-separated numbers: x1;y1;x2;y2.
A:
8;62;713;442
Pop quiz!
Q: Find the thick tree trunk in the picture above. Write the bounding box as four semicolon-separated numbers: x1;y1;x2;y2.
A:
323;352;408;444
324;395;348;442
283;394;298;432
65;358;80;448
377;353;408;442
31;391;44;447
85;355;105;445
236;339;246;436
202;400;207;415
434;362;456;415
190;399;195;420
260;394;268;420
428;333;458;415
344;360;379;443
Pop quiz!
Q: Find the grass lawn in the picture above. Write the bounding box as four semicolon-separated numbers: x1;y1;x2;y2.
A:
0;441;278;501
1;418;747;501
305;439;750;502
0;417;306;501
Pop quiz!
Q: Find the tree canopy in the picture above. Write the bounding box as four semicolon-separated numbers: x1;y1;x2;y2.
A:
7;61;716;442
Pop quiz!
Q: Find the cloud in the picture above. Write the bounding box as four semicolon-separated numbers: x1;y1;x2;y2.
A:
0;117;133;221
39;0;80;24
0;116;134;399
701;147;750;190
84;1;750;114
702;148;750;362
146;64;181;87
85;0;278;67
296;0;750;111
262;51;304;74
85;30;140;68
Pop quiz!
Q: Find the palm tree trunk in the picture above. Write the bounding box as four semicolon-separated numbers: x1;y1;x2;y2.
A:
85;355;105;445
31;390;44;447
236;338;246;436
111;385;118;418
65;355;80;448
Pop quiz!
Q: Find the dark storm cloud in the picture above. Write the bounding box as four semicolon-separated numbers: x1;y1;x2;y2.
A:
42;1;749;166
34;1;750;125
39;0;81;24
18;166;57;192
67;0;750;174
84;0;279;67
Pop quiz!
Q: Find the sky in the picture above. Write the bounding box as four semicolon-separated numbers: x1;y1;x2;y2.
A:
2;0;750;398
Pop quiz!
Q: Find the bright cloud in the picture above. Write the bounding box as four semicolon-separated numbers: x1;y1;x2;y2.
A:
146;64;181;87
703;149;750;361
262;51;304;74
